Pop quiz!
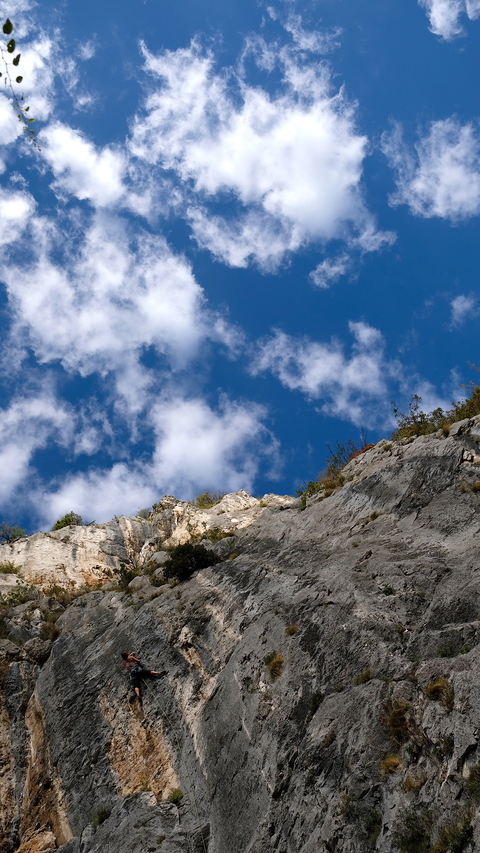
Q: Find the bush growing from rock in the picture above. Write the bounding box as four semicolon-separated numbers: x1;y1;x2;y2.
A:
166;788;183;804
356;668;373;684
0;523;25;543
51;512;82;531
112;563;140;590
136;508;151;519
296;436;372;508
380;699;412;744
392;807;432;853
306;690;323;722
0;583;38;608
195;491;225;509
465;763;480;800
93;806;111;828
430;807;473;853
264;651;284;681
162;543;221;582
0;561;20;574
402;772;427;793
391;382;480;440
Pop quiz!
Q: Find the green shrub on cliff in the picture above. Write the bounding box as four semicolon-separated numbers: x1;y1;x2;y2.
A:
0;523;25;543
163;543;221;582
195;491;225;509
52;512;82;531
392;379;480;440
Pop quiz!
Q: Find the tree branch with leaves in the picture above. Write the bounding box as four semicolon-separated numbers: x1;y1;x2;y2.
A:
0;18;38;147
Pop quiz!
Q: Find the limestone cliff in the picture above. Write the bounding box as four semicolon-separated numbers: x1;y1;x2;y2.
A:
2;417;480;852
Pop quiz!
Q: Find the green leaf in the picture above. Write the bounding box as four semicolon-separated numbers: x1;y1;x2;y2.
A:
15;76;23;83
7;38;15;53
28;117;34;122
24;105;29;111
13;53;20;66
2;19;13;35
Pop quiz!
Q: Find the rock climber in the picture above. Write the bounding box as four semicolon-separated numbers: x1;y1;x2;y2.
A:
121;651;164;701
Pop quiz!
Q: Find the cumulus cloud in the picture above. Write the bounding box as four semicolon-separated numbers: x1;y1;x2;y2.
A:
0;392;73;506
382;119;480;220
129;40;390;270
41;124;126;207
419;0;480;39
0;96;23;160
32;395;277;526
2;212;215;409
37;463;157;529
150;396;277;495
252;321;393;424
450;294;479;326
14;35;56;122
0;186;35;245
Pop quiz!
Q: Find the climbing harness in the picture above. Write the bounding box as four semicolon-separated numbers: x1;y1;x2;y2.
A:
142;678;208;853
129;665;143;682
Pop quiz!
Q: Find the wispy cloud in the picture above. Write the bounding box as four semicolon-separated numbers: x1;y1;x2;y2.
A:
28;395;278;527
419;0;480;39
450;293;479;326
382;118;480;220
252;321;397;425
309;253;351;288
2;210;221;408
0;390;73;507
129;39;391;270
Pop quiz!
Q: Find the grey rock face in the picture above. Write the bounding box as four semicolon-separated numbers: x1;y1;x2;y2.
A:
3;425;480;851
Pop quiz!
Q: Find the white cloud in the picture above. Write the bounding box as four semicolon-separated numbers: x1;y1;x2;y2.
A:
0;32;56;164
252;321;392;424
0;392;73;506
466;0;480;15
450;294;479;326
283;14;342;53
309;253;351;288
15;36;56;122
419;0;465;39
33;395;277;525
0;186;35;245
77;41;96;62
382;119;480;220
2;212;212;408
55;58;96;111
419;0;480;39
41;124;126;207
150;396;277;495
37;463;157;528
0;95;23;159
129;40;390;270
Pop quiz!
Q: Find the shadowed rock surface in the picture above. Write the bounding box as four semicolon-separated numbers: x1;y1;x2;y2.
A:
2;420;480;851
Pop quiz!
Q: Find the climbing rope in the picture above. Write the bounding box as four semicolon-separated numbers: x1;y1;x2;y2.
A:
142;679;208;853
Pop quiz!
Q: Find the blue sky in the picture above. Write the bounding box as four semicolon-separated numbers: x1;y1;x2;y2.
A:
1;0;479;532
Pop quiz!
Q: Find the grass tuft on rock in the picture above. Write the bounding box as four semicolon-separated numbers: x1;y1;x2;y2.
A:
166;788;184;804
392;806;432;853
381;754;401;774
425;676;454;711
264;651;284;681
